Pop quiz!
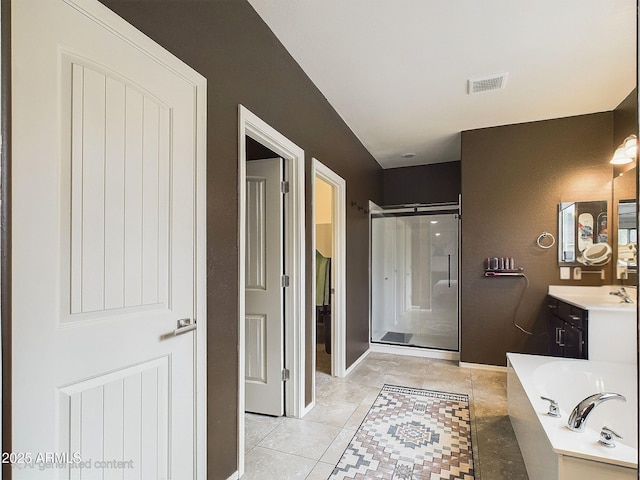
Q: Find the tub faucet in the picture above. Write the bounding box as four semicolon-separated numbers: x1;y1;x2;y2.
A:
599;426;622;448
609;287;634;303
567;392;626;432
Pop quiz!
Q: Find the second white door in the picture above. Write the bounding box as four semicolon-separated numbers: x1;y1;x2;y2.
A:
245;158;285;416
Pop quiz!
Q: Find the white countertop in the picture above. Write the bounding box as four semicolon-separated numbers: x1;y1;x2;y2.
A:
548;285;636;311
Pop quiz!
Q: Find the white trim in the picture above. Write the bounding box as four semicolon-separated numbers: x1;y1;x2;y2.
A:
194;67;207;480
0;0;3;466
311;159;347;383
301;398;316;417
238;105;306;477
344;348;371;377
367;200;380;368
238;120;246;478
62;0;203;85
458;194;462;360
459;361;507;372
225;472;239;480
370;343;460;361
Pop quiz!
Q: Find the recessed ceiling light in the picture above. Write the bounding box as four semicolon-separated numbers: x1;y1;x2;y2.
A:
435;233;441;236
430;220;438;224
401;153;415;159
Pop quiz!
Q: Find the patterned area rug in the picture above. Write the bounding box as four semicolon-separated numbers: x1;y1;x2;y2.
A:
330;385;475;479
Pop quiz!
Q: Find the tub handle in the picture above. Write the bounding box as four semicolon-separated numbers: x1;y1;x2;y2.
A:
599;426;622;448
540;396;561;417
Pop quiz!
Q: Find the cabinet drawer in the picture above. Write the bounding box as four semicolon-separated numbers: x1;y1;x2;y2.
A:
555;300;587;328
546;297;559;310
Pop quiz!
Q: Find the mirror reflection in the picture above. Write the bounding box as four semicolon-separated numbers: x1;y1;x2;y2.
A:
616;200;637;279
558;200;610;265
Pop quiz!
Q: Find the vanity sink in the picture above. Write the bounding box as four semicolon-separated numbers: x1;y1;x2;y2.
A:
548;285;636;364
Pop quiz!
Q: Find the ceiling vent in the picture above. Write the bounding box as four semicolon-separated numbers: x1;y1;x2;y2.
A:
467;73;508;94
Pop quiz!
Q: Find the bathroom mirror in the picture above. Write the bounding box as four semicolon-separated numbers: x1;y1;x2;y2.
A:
579;242;612;266
616;199;637;278
558;200;609;265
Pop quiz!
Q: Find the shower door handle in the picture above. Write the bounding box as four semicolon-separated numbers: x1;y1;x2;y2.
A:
447;254;451;288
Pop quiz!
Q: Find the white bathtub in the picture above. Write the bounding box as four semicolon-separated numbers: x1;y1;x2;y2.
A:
507;353;638;480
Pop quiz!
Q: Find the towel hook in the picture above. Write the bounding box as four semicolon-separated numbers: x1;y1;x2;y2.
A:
537;232;556;249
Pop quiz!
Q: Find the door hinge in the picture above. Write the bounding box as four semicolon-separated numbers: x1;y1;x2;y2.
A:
280;181;289;194
281;275;290;287
282;368;290;382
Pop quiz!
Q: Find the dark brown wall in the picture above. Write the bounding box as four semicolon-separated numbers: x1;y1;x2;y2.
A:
382;161;461;206
99;1;382;478
614;89;638;149
460;111;623;366
613;89;638;202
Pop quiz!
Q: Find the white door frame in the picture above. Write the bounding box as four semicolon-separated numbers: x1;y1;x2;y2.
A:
309;159;347;408
238;105;306;477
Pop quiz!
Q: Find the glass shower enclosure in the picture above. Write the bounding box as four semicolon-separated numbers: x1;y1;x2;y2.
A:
370;205;459;351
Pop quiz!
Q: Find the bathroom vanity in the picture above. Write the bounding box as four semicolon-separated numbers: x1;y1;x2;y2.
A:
547;286;636;364
546;296;588;359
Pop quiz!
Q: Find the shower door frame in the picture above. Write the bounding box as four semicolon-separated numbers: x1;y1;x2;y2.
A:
369;201;461;354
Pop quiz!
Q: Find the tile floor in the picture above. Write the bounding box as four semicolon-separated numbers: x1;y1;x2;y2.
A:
243;351;529;479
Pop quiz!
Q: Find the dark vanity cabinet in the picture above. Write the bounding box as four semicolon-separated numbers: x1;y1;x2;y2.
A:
546;296;588;359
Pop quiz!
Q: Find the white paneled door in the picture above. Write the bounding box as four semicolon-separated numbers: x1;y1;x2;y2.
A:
12;0;206;478
245;158;285;416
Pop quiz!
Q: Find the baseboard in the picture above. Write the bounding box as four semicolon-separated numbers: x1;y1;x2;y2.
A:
344;348;371;376
459;361;507;372
370;343;460;361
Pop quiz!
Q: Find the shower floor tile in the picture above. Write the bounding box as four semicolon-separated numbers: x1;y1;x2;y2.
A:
379;331;414;343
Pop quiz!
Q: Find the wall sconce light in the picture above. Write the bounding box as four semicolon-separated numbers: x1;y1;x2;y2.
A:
623;134;637;157
610;134;637;165
610;147;631;165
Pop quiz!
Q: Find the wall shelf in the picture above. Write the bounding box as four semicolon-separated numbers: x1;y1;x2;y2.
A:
484;269;525;277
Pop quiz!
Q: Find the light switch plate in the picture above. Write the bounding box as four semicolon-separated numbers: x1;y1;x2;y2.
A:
560;267;570;280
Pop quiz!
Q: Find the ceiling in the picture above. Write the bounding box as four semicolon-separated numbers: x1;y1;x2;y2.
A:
247;0;637;169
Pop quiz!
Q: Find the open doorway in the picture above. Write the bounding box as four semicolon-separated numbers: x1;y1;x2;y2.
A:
238;106;306;477
311;158;346;407
314;176;333;376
